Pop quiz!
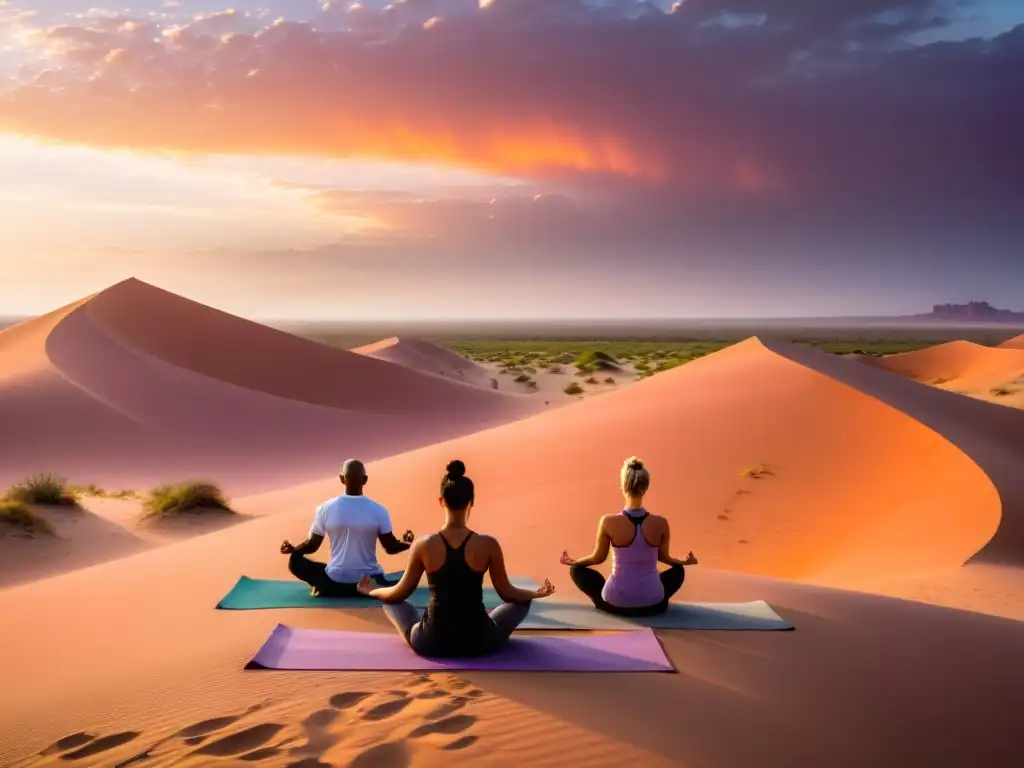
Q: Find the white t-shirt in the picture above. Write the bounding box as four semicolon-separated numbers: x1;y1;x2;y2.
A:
310;494;392;583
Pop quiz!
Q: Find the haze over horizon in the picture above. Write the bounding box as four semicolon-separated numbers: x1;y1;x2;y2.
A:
1;0;1021;321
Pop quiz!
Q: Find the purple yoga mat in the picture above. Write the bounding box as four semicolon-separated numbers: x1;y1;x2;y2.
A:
246;624;675;672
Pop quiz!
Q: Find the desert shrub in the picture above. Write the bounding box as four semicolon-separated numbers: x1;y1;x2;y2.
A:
0;499;55;536
5;473;78;506
523;366;537;374
564;382;584;395
526;380;538;389
514;373;531;383
634;361;650;371
574;349;619;368
490;378;499;390
144;481;234;518
585;376;599;384
548;365;563;374
604;376;616;384
990;386;1017;397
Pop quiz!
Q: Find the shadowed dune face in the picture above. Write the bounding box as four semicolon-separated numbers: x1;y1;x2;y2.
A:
82;280;520;413
0;279;540;494
242;338;1000;589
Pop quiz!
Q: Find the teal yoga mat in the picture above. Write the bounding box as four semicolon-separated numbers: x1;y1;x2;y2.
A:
518;599;794;631
217;576;792;630
216;573;538;610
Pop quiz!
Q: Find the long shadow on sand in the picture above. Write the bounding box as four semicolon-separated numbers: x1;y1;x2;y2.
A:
468;593;1024;768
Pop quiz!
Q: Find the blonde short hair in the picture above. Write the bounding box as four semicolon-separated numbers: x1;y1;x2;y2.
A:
620;456;650;496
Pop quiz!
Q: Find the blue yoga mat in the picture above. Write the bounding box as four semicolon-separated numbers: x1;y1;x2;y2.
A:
216;573;538;610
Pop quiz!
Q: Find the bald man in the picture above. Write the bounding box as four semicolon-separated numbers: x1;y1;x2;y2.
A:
281;459;415;597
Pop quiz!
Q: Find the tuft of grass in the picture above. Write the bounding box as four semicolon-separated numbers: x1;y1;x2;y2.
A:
0;499;55;537
604;376;616;384
990;386;1017;397
573;349;619;368
584;376;599;384
740;463;774;480
564;382;584;396
143;481;235;519
514;373;531;383
526;380;538;390
548;365;563;374
5;473;79;506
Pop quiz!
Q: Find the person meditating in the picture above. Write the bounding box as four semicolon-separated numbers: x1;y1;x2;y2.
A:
561;456;697;617
280;459;415;597
357;459;556;658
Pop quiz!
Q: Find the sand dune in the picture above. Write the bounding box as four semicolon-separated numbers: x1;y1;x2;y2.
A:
352;336;493;386
245;337;1001;589
3;331;1024;766
0;279;538;495
870;340;1024;388
770;340;1024;566
999;332;1024;349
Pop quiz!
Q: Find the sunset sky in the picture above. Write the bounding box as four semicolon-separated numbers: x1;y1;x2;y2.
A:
1;0;1021;320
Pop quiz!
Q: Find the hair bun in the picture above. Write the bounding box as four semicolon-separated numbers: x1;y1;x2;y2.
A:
445;459;466;478
626;456;644;471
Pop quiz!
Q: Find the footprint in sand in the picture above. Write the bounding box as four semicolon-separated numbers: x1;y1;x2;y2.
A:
288;708;343;757
361;695;413;722
173;714;242;740
424;699;466;721
413;687;448;700
443;735;479;751
348;741;411;768
302;709;339;730
239;746;282;761
191;723;285;757
40;733;95;756
329;691;373;711
408;714;477;739
59;732;141;761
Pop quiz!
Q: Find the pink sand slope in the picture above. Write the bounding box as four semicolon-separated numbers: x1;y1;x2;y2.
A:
0;279;538;494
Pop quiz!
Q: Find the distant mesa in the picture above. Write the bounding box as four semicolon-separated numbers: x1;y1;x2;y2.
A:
912;302;1024;323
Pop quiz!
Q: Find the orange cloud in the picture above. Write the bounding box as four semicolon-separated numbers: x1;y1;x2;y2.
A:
0;11;726;186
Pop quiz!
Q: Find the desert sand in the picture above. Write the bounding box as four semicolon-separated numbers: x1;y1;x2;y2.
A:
2;283;1023;767
0;279;539;496
999;332;1024;350
352;336;494;387
868;339;1024;408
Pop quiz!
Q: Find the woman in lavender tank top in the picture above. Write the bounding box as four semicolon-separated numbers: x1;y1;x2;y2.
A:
561;457;697;617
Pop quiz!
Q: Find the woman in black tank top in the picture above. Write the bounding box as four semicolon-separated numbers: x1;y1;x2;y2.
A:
358;460;556;658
